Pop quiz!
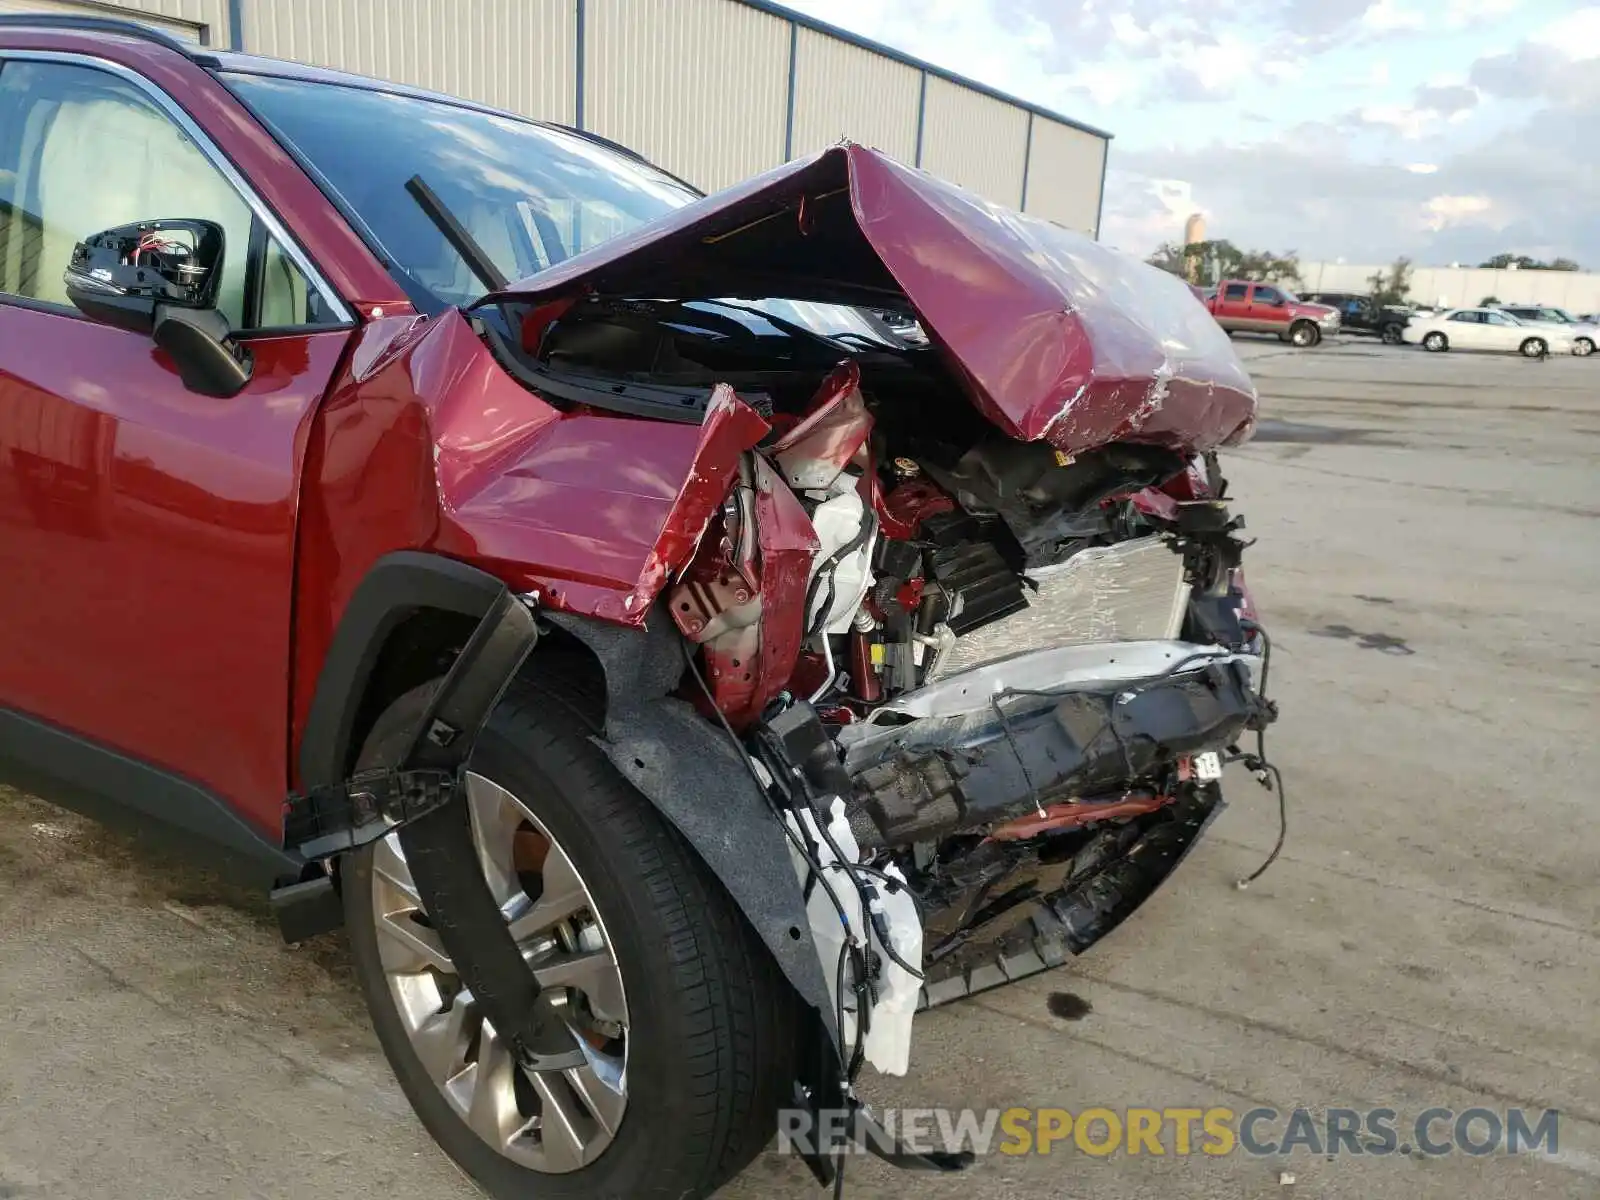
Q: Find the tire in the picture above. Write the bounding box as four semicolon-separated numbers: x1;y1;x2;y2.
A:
1574;337;1594;357
1520;337;1547;359
1423;332;1448;352
1381;324;1404;345
1289;320;1320;348
343;674;796;1199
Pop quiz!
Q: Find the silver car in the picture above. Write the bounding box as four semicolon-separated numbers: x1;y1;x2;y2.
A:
1498;305;1597;357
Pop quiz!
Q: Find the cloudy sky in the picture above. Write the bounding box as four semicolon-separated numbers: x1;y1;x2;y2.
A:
780;0;1598;268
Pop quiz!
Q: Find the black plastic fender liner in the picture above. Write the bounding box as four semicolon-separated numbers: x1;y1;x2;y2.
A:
299;551;508;794
290;588;584;1066
393;590;583;1067
543;610;838;1043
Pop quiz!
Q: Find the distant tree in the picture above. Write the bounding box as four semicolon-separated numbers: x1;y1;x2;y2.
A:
1478;253;1582;271
1367;256;1414;307
1146;239;1300;286
1479;295;1501;306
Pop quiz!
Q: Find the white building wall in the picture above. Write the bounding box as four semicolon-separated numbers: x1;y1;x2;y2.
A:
1301;262;1600;312
0;0;227;44
242;0;577;124
584;0;789;193
918;74;1030;209
789;25;919;162
1023;115;1106;236
31;0;1109;232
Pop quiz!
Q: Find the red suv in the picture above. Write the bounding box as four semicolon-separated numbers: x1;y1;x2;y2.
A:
0;17;1279;1198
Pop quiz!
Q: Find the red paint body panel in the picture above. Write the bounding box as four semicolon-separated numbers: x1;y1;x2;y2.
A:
490;144;1258;456
291;311;778;763
0;304;351;833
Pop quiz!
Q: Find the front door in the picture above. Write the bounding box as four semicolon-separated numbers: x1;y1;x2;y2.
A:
0;56;353;833
1247;283;1286;332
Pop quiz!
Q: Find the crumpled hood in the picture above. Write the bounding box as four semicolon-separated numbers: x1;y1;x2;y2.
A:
484;143;1257;455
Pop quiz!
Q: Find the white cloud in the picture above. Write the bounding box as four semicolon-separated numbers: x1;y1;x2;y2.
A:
1362;0;1426;32
1405;162;1440;174
1422;194;1497;231
1530;5;1600;58
1358;103;1438;138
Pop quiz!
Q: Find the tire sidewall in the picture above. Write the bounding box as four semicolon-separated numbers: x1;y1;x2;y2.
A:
343;698;740;1200
1424;332;1447;352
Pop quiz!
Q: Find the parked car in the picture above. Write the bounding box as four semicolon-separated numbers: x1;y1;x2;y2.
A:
1202;278;1341;346
1496;305;1596;357
1301;291;1412;343
1402;307;1576;357
0;17;1279;1199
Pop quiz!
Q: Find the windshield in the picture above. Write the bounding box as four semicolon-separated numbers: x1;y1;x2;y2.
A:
224;74;698;310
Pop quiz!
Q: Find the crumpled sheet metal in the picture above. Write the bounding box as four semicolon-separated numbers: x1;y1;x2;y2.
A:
388;310;772;625
488;143;1258;456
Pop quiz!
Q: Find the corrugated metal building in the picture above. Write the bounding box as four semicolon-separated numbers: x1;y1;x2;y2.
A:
1;0;1111;234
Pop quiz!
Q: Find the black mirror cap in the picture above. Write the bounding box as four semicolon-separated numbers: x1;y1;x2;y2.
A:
63;218;226;331
153;306;253;398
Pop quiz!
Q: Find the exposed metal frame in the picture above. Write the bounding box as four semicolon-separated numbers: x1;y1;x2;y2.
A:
0;48;352;324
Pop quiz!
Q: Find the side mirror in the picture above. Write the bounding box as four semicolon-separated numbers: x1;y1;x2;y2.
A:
63;219;252;397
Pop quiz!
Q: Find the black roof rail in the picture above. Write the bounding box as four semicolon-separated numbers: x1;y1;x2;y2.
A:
0;13;198;55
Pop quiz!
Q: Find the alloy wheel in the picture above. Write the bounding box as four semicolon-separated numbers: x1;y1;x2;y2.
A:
1575;338;1593;357
370;773;629;1173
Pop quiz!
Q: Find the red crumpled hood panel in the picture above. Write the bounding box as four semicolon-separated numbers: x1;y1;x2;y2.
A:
487;143;1257;455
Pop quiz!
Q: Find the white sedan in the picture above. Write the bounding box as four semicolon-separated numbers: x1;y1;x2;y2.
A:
1497;305;1597;357
1402;307;1577;357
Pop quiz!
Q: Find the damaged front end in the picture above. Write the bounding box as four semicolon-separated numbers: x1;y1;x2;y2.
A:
385;143;1282;1120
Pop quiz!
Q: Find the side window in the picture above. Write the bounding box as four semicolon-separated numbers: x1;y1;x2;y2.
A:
1223;283;1248;300
1252;286;1282;305
0;60;326;330
1448;312;1480;323
1483;312;1511;326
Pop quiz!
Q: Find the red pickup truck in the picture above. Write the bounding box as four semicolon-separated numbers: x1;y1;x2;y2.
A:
1202;279;1341;346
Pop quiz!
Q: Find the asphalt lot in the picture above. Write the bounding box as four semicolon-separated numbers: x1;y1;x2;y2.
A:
2;336;1597;1199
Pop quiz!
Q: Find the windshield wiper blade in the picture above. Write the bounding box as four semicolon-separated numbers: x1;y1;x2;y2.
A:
405;174;509;294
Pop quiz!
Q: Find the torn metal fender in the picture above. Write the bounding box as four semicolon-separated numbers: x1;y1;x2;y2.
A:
543;609;839;1044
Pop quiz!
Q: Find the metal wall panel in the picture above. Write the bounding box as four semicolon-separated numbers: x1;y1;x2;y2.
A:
918;74;1029;208
0;0;227;44
242;0;576;123
584;0;789;193
1023;115;1107;236
789;25;918;162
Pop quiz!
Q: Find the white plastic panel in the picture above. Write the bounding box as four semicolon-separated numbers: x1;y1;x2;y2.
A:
918;74;1030;208
1024;115;1108;236
789;25;919;162
584;0;789;193
242;0;577;123
0;0;222;43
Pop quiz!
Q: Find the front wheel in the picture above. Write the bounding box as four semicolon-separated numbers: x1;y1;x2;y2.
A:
1574;337;1594;357
1520;337;1548;359
1289;320;1321;347
1381;324;1404;345
343;678;795;1199
1423;332;1448;352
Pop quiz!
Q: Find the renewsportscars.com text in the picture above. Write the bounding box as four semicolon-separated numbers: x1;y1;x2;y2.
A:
778;1106;1561;1159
